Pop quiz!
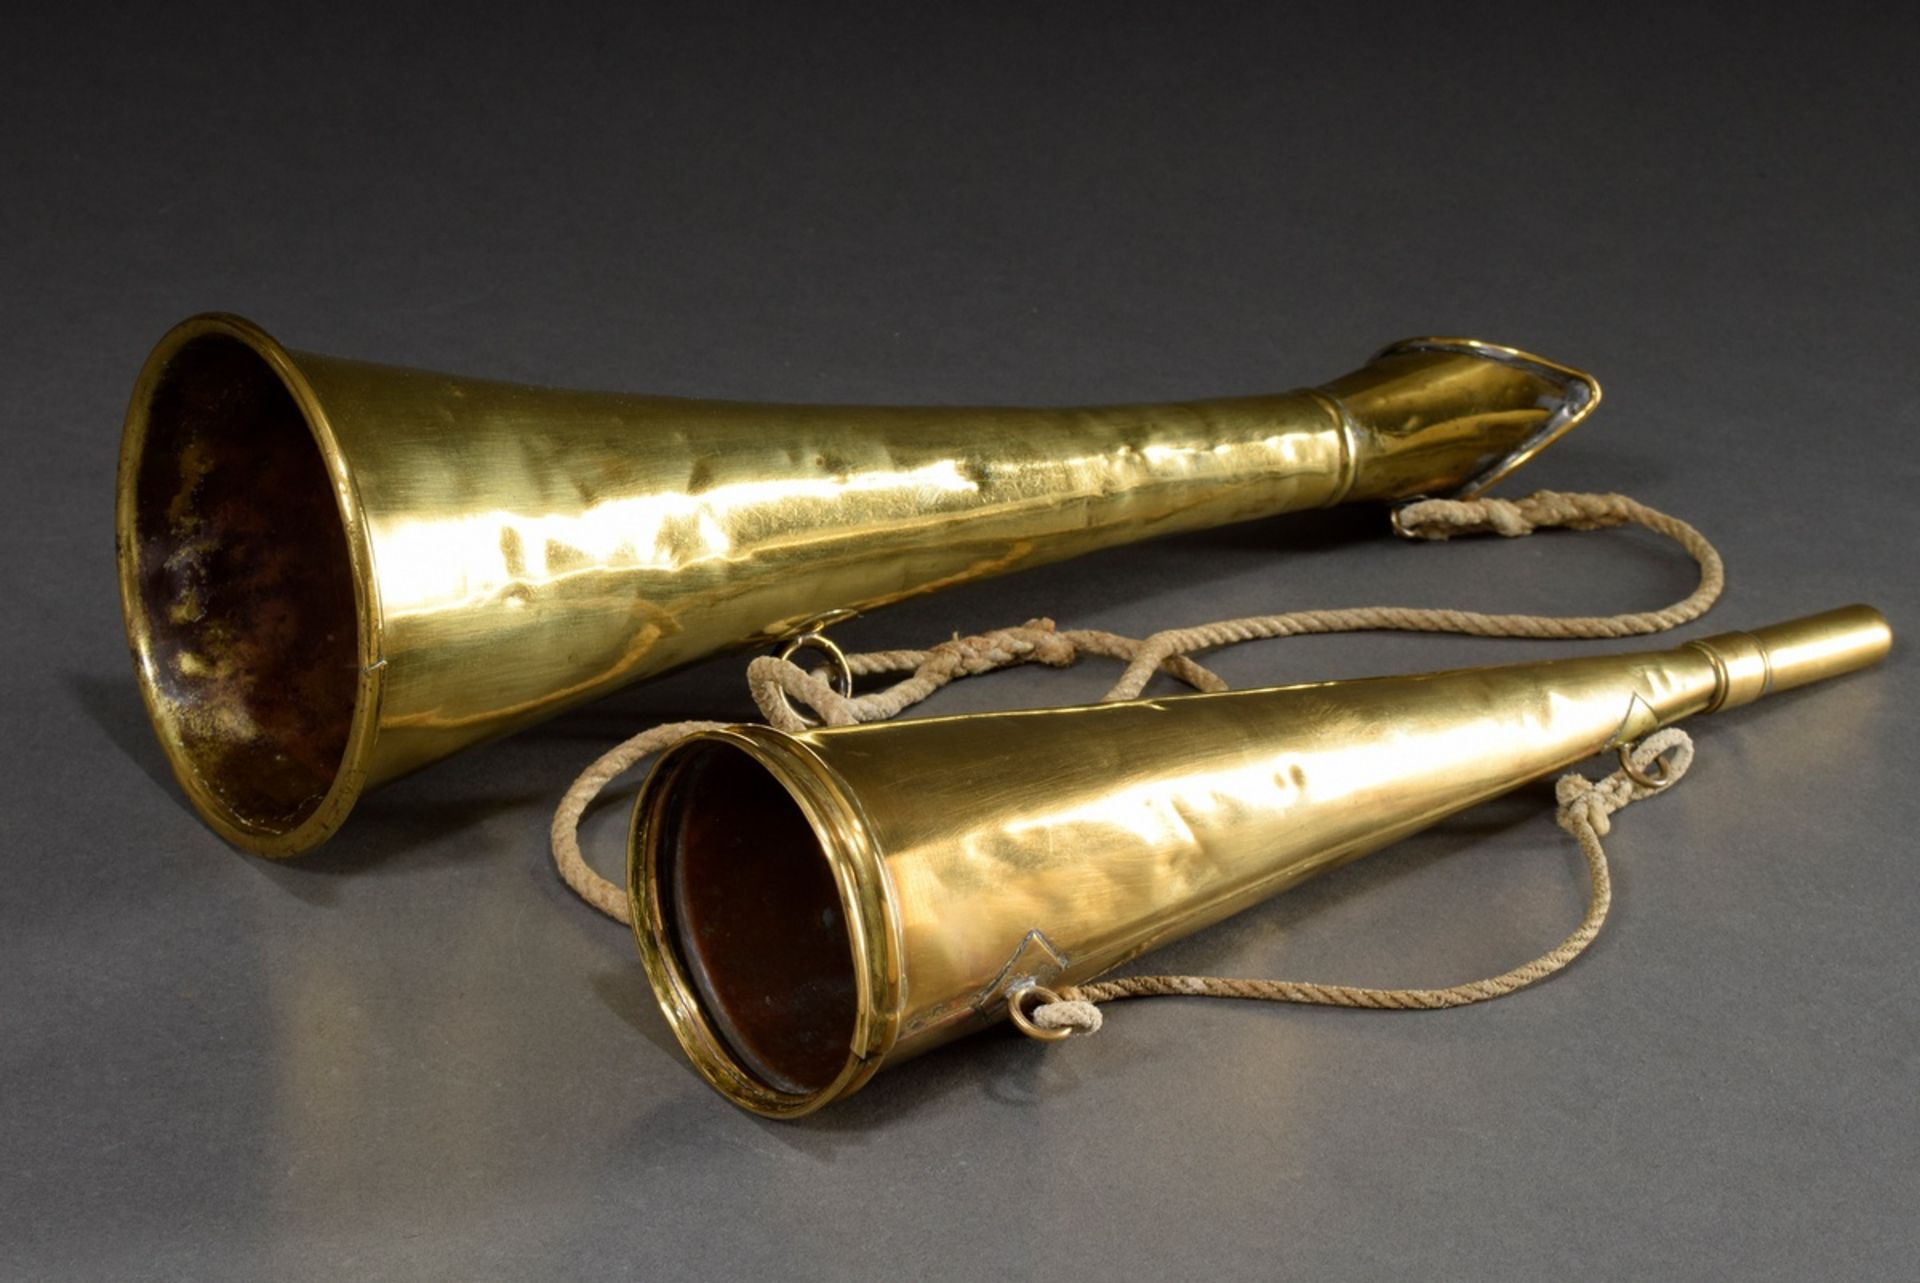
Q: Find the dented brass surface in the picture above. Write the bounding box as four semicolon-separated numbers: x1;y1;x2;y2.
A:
629;607;1891;1116
117;314;1599;854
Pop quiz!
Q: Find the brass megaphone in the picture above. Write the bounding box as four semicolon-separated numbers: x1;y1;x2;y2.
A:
628;606;1891;1116
116;313;1598;854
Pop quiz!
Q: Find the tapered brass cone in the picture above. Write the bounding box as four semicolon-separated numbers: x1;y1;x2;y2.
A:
116;314;1600;854
629;607;1891;1116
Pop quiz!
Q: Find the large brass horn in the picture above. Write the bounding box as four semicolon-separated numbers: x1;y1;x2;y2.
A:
628;606;1891;1116
117;314;1598;854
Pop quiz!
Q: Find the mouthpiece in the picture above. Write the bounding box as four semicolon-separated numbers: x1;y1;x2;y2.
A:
1688;605;1892;712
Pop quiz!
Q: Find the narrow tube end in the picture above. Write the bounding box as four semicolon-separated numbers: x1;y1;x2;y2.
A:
1323;337;1603;502
1692;605;1892;712
1749;604;1893;696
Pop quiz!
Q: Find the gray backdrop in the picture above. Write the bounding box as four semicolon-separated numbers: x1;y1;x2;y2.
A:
4;5;1915;1280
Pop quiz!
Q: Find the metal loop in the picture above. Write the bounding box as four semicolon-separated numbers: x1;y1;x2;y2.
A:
1618;741;1675;789
771;630;855;729
1006;984;1074;1042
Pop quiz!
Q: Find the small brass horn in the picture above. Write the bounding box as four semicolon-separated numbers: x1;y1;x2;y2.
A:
628;606;1890;1116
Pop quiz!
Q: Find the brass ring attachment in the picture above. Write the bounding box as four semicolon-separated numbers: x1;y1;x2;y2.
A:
1006;985;1075;1042
1618;742;1675;789
772;630;856;729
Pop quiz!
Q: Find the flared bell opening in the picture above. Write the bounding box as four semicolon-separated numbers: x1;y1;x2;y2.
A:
115;314;379;856
630;731;897;1117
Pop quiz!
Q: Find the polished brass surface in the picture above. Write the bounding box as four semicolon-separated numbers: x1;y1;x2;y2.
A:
629;606;1891;1116
117;314;1599;855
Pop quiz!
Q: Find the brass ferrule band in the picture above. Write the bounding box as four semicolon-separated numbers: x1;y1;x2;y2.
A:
1685;632;1773;713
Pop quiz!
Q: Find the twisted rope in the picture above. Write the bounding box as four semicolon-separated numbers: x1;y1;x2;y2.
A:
1102;491;1722;700
1030;729;1693;1032
551;488;1722;1034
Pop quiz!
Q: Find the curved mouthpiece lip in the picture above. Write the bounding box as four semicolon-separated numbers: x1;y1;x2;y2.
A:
629;727;900;1118
115;313;383;856
1376;337;1603;498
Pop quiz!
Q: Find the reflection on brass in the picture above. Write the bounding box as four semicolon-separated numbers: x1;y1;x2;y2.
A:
629;606;1892;1117
116;313;1598;855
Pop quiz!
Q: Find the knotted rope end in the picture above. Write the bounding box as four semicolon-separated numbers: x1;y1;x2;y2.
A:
1396;490;1640;542
1030;997;1103;1036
